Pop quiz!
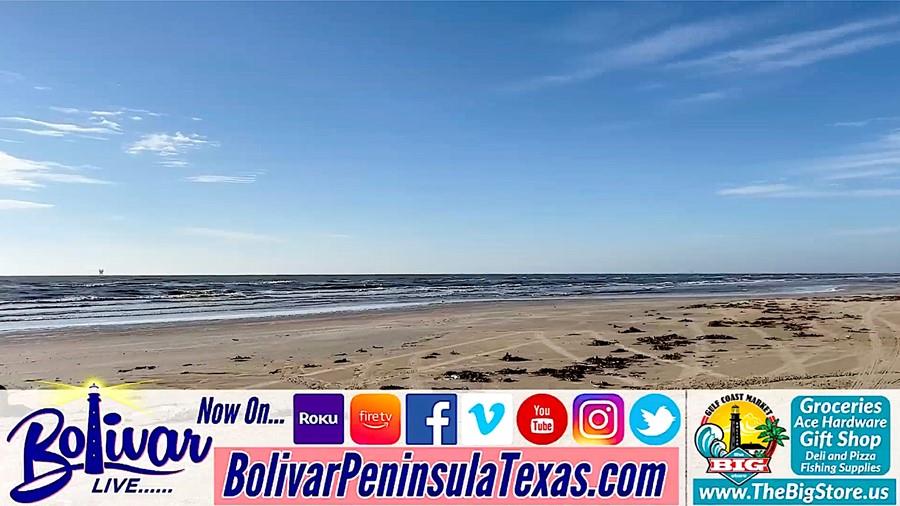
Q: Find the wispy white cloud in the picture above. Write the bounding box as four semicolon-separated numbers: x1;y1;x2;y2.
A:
670;16;900;73
7;128;65;138
126;132;215;162
834;226;900;236
160;160;189;168
186;174;257;184
0;199;53;210
179;227;282;243
830;116;900;128
719;129;900;198
0;138;24;144
52;106;160;117
0;150;110;188
0;116;121;137
671;89;735;105
718;184;900;198
90;110;123;117
49;106;81;114
124;108;164;118
799;130;900;178
822;168;896;181
0;70;24;83
33;85;52;91
717;183;794;196
521;15;754;89
606;17;750;67
550;6;678;45
761;32;900;71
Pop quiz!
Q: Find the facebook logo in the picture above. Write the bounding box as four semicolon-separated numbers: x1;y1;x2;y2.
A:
405;394;457;445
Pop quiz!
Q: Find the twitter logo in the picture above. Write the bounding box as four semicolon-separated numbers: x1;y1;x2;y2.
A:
628;393;681;445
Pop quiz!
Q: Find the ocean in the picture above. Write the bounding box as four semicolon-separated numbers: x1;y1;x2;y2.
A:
1;274;898;332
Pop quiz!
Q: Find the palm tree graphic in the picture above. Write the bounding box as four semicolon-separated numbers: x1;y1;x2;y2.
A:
753;417;789;458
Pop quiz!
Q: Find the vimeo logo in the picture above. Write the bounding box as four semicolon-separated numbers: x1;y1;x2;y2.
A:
471;403;504;434
406;394;457;445
460;394;513;444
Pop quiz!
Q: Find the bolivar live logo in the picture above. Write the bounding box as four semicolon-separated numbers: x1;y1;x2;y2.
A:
694;393;788;486
6;384;212;503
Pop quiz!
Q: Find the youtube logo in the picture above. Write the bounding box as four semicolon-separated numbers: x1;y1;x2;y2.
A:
516;394;567;445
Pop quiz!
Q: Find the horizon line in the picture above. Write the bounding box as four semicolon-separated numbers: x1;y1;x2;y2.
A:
2;271;899;277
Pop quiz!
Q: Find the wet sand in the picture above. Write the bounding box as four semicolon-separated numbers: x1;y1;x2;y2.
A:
1;294;899;390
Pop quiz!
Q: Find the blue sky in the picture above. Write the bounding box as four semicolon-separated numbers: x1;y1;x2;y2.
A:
2;2;900;275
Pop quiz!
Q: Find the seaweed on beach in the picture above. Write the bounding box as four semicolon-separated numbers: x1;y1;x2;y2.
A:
443;370;491;383
697;334;737;341
585;355;632;370
619;326;645;334
636;333;693;351
532;351;650;382
532;365;590;381
117;365;157;373
588;339;615;346
496;367;528;375
501;352;529;362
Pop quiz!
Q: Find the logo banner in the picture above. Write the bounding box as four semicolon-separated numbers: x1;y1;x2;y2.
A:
687;390;896;505
1;389;683;505
1;387;897;505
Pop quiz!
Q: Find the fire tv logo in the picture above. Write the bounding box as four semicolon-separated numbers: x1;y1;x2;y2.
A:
516;394;567;445
350;394;401;445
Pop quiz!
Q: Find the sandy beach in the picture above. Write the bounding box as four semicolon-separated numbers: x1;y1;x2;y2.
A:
2;294;899;390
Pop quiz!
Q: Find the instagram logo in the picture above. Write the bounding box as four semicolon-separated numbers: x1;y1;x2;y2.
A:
350;393;401;445
572;393;624;445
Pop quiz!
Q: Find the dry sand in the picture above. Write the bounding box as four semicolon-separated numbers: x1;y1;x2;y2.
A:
2;294;899;390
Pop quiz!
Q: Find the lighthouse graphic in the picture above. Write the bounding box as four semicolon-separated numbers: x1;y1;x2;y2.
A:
729;404;742;452
85;383;104;474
